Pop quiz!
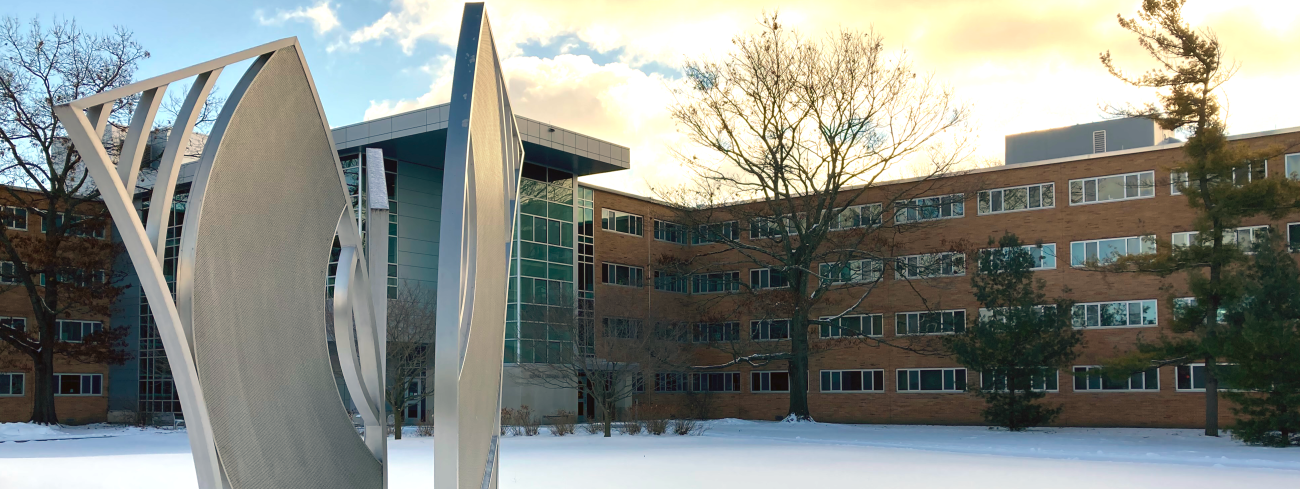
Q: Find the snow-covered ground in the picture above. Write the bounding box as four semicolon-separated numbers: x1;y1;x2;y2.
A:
3;420;1300;488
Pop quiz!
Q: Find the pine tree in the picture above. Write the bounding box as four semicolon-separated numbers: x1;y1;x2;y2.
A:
945;234;1082;431
1218;232;1300;446
1099;0;1300;436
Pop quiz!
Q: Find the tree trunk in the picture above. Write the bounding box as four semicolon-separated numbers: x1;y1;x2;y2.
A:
30;351;57;424
602;402;612;437
1205;355;1219;436
787;321;812;420
394;411;403;440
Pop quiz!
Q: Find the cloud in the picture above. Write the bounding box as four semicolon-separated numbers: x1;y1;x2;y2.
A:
257;1;341;35
344;0;1300;194
365;54;687;195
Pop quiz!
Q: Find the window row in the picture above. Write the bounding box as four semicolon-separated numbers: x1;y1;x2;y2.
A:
651;366;1216;394
601;263;644;287
601;209;643;236
978;183;1055;215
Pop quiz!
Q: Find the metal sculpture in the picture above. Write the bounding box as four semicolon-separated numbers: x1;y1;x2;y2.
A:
54;39;388;489
434;3;524;489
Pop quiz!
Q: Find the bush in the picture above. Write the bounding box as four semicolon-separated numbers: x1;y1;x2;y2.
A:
670;418;706;436
415;418;434;437
582;422;603;435
616;420;643;435
550;410;576;436
641;404;670;435
502;406;539;436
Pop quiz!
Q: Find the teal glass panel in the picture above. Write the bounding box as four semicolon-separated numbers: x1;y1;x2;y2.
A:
561;223;574;247
548;246;573;265
522;242;547;261
549;219;561;244
521;197;548;217
518;277;533;303
521;259;548;278
548;262;574;281
520;215;534;242
503;340;517;363
505;320;518;338
533;279;548;305
549;202;573;222
518;340;534;364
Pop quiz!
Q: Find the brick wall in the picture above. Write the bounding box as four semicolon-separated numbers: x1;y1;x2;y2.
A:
0;188;114;424
586;129;1300;428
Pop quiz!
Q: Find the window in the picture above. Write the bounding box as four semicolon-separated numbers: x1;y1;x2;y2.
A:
1068;171;1154;204
600;209;643;236
0;317;27;332
750;319;790;341
655;372;687;392
2;207;27;230
1172;162;1268;194
692;221;739;244
1071;300;1157;328
54;373;103;396
57;320;103;343
653;220;687;244
895;194;964;223
691;372;740;392
751;371;790;392
1069;235;1155;267
750;214;808;240
980;368;1059;392
1176;363;1240;391
896;368;967;392
0;372;23;396
819;259;883;284
692;322;740;343
1287;154;1300;180
1073;366;1159;391
1290;223;1300;253
896;253;965;279
830;203;883;230
691;271;741;294
601;263;644;287
820;314;883;338
1172;297;1226;324
821;369;885;392
652;271;688;293
749;268;789;289
1171;171;1188;195
0;261;16;284
1173;226;1269;252
602;317;642;339
977;183;1055;215
42;213;105;238
979;243;1057;271
1092;130;1106;153
896;310;966;335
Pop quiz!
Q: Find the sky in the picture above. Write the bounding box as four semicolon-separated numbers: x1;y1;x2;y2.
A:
14;0;1300;195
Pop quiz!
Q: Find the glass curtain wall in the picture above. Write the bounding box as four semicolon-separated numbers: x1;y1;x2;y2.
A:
506;164;576;364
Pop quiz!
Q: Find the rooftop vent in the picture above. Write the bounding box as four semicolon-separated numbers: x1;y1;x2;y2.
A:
1092;130;1107;154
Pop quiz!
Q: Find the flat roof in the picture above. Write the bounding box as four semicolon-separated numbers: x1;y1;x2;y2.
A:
580;124;1300;205
331;103;630;177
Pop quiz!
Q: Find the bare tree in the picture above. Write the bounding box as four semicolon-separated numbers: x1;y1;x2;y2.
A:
0;17;145;424
385;282;435;440
516;298;687;437
656;13;974;421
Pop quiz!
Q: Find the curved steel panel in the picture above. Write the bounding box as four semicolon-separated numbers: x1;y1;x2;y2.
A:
184;46;381;488
435;5;524;489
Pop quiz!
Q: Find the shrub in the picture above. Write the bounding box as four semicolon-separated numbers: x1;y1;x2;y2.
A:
550;410;576;436
582;422;603;435
670;418;706;436
415;418;435;437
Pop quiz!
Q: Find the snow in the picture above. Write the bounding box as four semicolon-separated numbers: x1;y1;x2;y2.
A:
3;421;1300;488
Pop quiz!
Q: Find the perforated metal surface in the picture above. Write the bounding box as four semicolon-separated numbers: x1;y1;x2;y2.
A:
435;5;523;489
188;47;381;489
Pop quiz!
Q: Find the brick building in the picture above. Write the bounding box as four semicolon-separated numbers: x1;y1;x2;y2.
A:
590;123;1300;428
0;187;115;424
